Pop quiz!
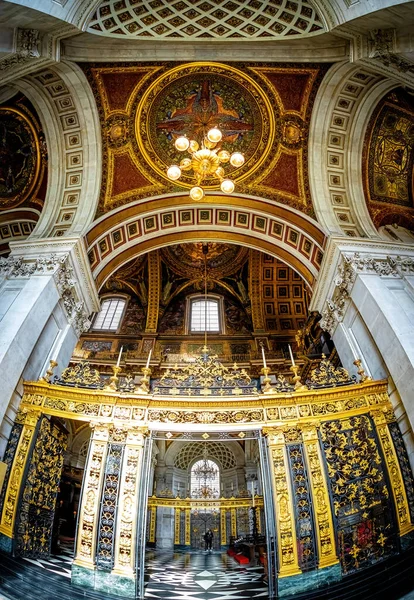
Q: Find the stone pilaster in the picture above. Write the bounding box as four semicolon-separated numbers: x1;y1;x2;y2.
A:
265;428;301;577
73;423;109;570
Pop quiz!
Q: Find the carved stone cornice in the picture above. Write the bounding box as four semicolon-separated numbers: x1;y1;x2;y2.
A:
0;254;66;278
319;249;414;334
310;237;414;316
0;254;90;335
333;25;414;87
3;238;99;336
369;28;414;75
0;24;79;85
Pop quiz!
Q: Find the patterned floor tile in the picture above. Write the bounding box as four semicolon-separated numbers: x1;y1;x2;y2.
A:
144;550;267;600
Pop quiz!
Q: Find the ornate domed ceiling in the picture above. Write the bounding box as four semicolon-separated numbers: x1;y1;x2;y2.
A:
84;60;328;216
88;0;325;40
136;63;271;189
161;242;249;279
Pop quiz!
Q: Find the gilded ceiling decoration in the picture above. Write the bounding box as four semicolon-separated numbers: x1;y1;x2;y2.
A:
0;94;47;255
364;87;414;230
84;61;328;217
0;106;44;210
88;0;325;40
161;242;248;279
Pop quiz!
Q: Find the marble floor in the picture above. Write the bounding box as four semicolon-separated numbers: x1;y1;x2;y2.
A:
144;550;268;600
17;543;268;600
20;539;73;579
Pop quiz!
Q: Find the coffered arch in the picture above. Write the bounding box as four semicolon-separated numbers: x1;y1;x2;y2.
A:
164;440;246;471
309;61;398;238
86;193;326;290
9;61;101;240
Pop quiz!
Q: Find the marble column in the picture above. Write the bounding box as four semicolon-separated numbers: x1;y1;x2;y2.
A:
311;238;414;469
0;238;99;458
156;506;175;549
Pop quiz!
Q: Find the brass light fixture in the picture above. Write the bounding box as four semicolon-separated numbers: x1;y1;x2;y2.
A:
166;127;245;201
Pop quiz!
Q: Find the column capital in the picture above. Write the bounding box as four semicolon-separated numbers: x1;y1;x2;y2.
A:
310;236;414;335
4;237;99;335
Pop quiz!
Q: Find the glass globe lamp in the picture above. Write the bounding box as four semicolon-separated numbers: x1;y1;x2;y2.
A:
221;179;235;194
167;165;182;181
218;150;230;163
190;186;204;201
207;127;222;143
175;136;190;152
180;158;192;170
230;152;245;167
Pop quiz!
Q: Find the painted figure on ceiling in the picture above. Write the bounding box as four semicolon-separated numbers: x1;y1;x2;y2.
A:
157;80;253;143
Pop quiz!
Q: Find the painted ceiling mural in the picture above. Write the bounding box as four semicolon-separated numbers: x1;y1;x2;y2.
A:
0;93;48;255
88;0;325;40
364;87;414;230
83;61;329;217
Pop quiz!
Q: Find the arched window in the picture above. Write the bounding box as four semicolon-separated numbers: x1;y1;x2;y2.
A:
191;458;220;499
190;297;220;333
92;297;126;331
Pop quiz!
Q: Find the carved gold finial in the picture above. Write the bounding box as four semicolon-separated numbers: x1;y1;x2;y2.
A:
353;359;372;383
290;364;308;392
104;365;121;391
39;360;58;383
137;366;152;394
261;366;275;394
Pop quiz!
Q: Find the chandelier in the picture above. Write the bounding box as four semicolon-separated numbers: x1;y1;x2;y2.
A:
166;127;245;201
192;444;219;499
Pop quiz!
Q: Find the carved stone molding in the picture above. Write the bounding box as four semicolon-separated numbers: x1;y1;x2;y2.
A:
0;250;91;335
369;29;414;75
320;251;414;333
54;260;91;335
16;29;41;57
0;254;66;278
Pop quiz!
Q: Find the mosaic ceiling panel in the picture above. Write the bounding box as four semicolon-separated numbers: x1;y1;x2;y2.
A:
84;61;328;217
88;0;325;40
364;87;414;230
161;243;249;279
0;94;47;255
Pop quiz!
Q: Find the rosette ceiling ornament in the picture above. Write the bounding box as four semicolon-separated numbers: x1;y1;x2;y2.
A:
135;63;275;201
167;125;245;201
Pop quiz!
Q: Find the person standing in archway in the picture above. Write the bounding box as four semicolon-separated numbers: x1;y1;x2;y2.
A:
204;529;213;552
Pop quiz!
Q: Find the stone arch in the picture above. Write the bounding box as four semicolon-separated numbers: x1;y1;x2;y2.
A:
164;440;246;470
86;193;326;291
9;61;101;239
309;62;400;238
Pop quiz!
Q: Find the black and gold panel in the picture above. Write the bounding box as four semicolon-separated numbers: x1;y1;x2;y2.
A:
364;87;414;231
286;443;317;571
388;421;414;523
320;415;398;574
96;429;126;571
0;422;23;520
14;417;67;559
